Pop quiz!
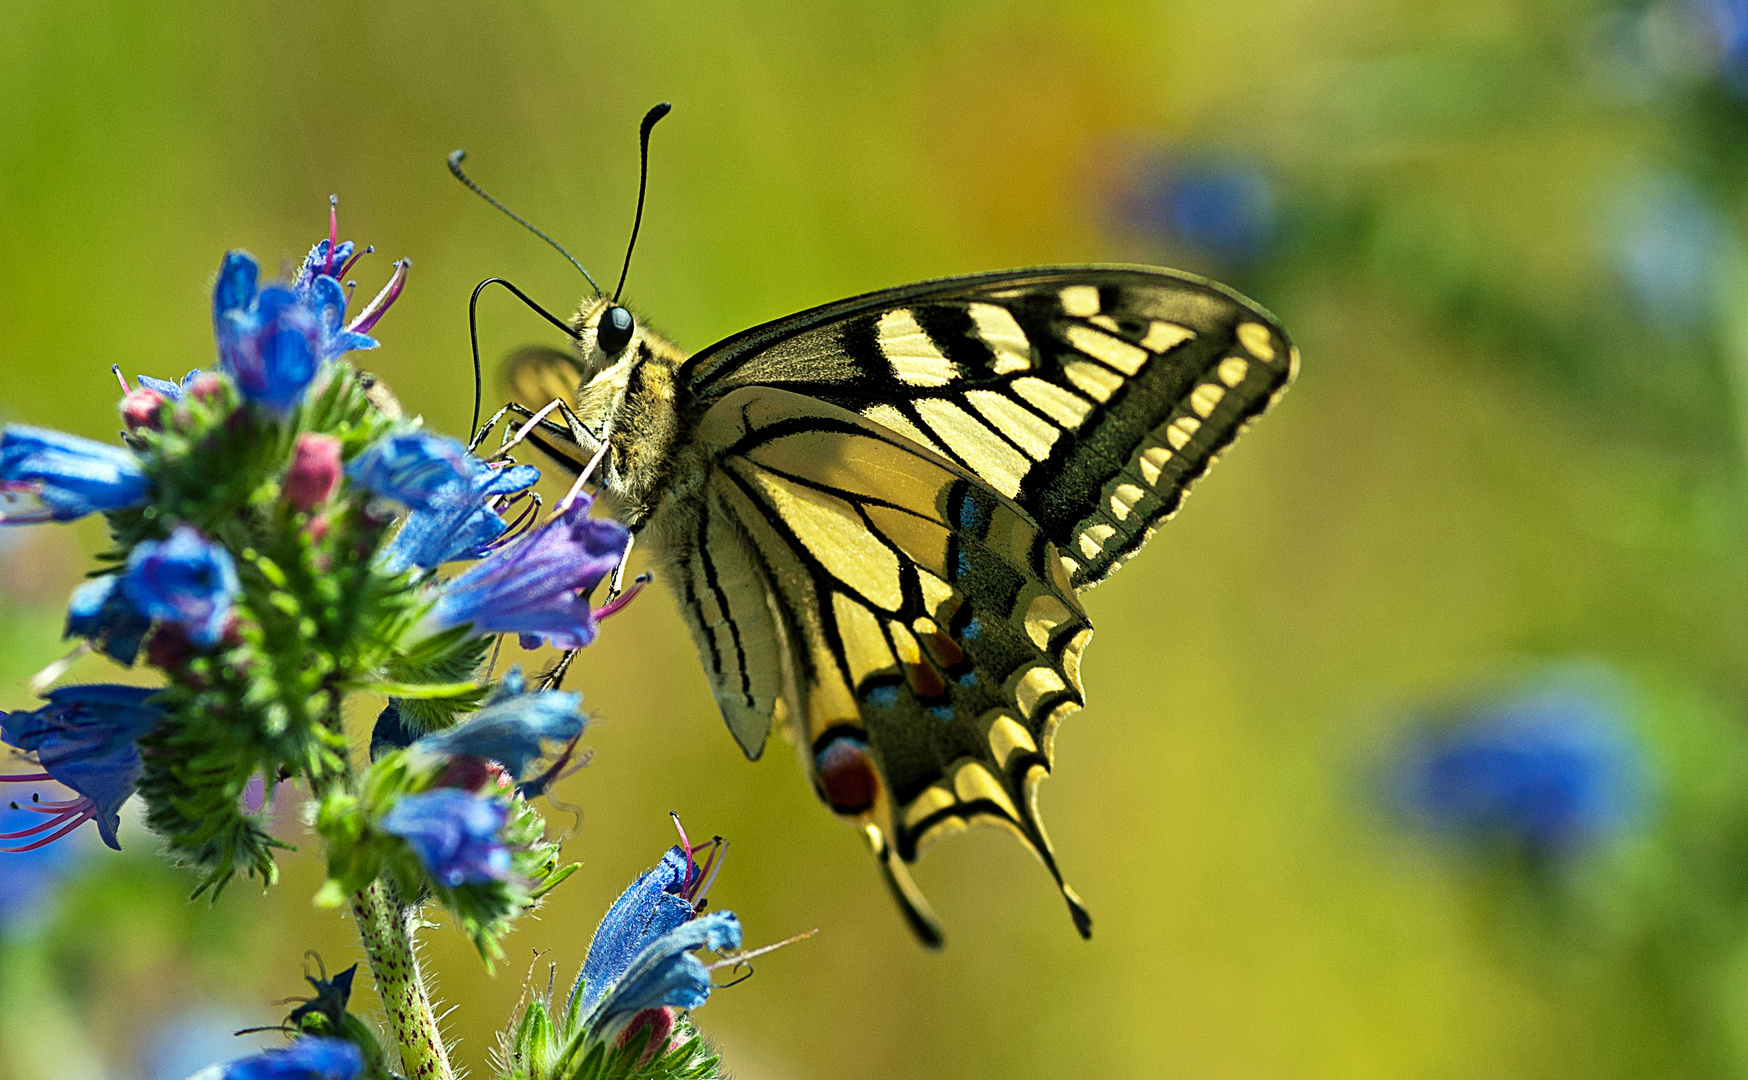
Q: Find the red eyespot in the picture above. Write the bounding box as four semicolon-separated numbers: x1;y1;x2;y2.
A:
815;736;878;816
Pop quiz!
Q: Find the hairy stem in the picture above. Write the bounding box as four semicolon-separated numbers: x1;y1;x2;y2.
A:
351;879;455;1080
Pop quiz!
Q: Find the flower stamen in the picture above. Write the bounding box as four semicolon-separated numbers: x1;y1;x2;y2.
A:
324;195;340;277
346;259;410;335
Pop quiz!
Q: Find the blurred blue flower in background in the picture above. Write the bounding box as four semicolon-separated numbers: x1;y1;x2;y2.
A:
1604;168;1740;331
1388;669;1648;856
139;1004;276;1080
1118;153;1278;265
1690;0;1748;95
190;1036;363;1080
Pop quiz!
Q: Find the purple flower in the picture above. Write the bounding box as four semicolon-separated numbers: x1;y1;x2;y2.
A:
0;425;148;523
427;495;628;649
349;432;540;571
124;526;240;648
380;788;511;888
65;573;151;664
1;684;163;850
1389;675;1646;856
411;676;585;782
198;1036;364;1080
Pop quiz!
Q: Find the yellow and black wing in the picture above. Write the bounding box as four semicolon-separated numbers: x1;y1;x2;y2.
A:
683;265;1297;589
688;386;1095;945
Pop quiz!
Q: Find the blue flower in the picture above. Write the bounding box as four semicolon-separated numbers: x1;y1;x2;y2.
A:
214;252;324;413
576;846;699;1014
197;1036;364;1080
1606;169;1737;332
348;431;479;505
1;684;164;850
124;526;240;648
426;495;629;650
1692;0;1748;97
586;912;742;1040
65;573;151;664
411;675;585;782
1125;157;1277;265
136;369;203;400
1389;675;1646;855
0;425;149;523
348;432;540;571
380;788;511;888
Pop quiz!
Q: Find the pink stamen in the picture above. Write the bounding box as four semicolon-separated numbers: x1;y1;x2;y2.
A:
670;811;693;857
324;195;339;276
337;244;374;281
0;812;75;839
690;838;727;904
490;496;541;546
0;773;53;782
18;798;85;814
345;259;409;335
592;578;646;621
111;364;131;393
0;808;93;852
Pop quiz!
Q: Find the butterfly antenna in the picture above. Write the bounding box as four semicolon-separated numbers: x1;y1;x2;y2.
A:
448;149;602;297
612;102;672;303
468;277;583;435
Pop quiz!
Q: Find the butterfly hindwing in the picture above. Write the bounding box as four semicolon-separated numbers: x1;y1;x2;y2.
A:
696;386;1095;942
683;265;1297;589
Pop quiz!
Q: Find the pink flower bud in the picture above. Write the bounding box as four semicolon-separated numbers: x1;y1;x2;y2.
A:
186;371;229;404
121;388;166;430
615;1007;677;1066
285;433;343;512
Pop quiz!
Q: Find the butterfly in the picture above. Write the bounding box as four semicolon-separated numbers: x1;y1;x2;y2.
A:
463;109;1298;946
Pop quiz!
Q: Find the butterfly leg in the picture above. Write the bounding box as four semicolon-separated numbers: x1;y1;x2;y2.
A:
536;648;579;691
605;532;637;602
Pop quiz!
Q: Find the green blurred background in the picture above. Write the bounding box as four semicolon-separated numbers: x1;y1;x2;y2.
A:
11;0;1748;1077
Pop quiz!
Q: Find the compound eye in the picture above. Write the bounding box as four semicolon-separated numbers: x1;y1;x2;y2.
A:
597;305;635;354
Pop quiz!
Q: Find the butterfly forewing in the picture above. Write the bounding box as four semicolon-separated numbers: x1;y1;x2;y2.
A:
696;387;1094;939
683;266;1297;589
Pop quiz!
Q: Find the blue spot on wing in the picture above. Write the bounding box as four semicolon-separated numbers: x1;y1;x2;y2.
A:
929;704;955;722
956;495;987;532
865;684;900;709
963;617;983;641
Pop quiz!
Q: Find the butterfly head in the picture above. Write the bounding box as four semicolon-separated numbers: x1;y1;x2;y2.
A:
569;296;645;377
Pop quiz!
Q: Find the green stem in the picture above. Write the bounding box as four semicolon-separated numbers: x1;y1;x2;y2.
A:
350;879;455;1080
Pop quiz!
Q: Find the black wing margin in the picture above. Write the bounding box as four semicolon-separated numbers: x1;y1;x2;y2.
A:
681;265;1298;589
